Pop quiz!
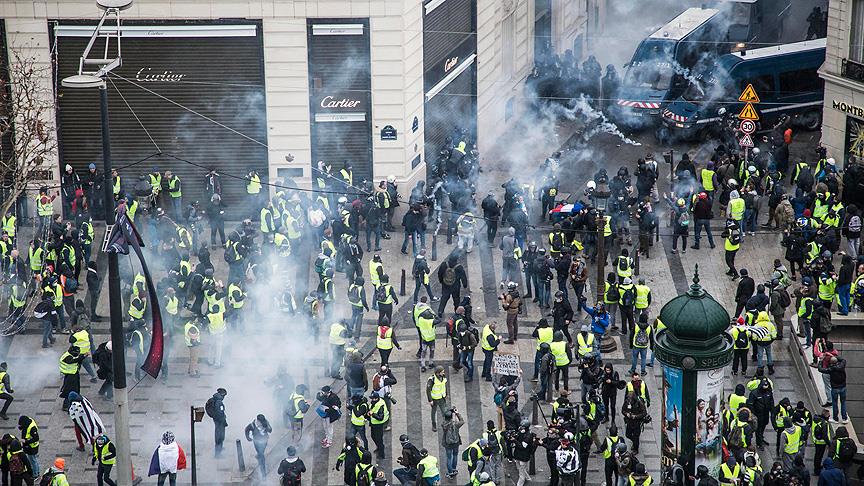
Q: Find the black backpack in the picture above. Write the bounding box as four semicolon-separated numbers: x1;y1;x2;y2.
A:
838;438;858;462
205;397;217;418
734;330;749;349
620;287;635;307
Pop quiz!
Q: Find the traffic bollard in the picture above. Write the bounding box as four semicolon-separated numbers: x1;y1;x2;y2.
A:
431;235;438;261
529;400;538;475
400;269;406;296
236;439;245;472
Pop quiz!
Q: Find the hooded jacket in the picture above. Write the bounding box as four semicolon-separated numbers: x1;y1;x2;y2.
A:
818;458;846;486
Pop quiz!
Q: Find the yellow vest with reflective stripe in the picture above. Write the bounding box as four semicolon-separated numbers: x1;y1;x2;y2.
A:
376;327;394;349
551;341;570;366
730;198;745;221
729;393;746;413
378;285;394;304
2;215;15;238
23;420;37;448
416;308;435;342
113;176;121;196
349;284;363;307
719;463;740;485
632;325;651;349
784;426;802;453
576;333;594;356
283;213;301;239
168;177;181;198
536;327;553;350
430;375;447;400
604;435;620;459
289;393;305;419
351;406;367;426
72;330;91;354
0;372;7;394
128;297;145;320
36;196;52;217
132;330;145;354
29;247;43;272
95;442;116;465
10;284;25;309
603;215;612;237
228;284;244;309
329;323;347;346
626;381;647;400
59;352;79;374
370;399;390;425
260;207;274;233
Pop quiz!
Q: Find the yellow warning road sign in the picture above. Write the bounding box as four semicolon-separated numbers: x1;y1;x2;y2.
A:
738;84;761;103
738;102;759;121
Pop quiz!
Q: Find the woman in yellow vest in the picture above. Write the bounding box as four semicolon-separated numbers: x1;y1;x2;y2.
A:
92;434;117;486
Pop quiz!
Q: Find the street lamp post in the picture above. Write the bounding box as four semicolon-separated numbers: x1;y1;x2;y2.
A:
61;2;133;483
61;74;132;486
190;406;205;486
592;182;617;353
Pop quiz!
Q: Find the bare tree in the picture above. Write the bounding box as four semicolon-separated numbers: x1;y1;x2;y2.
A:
0;46;57;218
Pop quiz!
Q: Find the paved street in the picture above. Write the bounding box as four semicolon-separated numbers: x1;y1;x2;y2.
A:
0;118;825;485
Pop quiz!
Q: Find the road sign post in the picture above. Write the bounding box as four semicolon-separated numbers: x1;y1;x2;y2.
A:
736;83;761;166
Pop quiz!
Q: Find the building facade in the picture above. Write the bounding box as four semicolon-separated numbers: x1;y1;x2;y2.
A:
1;0;596;207
820;0;864;166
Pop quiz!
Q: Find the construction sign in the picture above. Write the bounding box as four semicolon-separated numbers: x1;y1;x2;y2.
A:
738;83;761;103
739;133;754;148
738;103;759;121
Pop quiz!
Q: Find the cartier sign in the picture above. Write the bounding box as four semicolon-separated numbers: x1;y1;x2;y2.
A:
134;67;186;82
315;92;367;115
444;56;459;73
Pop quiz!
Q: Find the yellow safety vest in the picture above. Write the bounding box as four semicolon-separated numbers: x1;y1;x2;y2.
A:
113;176;121;196
289;393;305;419
168;177;181;198
701;169;716;191
729;198;745;221
51;473;70;486
480;325;498;351
22;420;37;448
616;256;633;278
29;247;43;272
550;341;570;367
629;474;653;486
626;381;648;401
351;406;367;426
208;311;226;334
376;327;394;350
719;463;740;485
603;215;612;237
247;174;262;194
430;375;447;400
369;261;383;287
131;330;145;354
775;406;791;429
184;322;200;347
348;284;363;308
812;419;832;445
95;441;116;465
576;333;595;356
178;260;191;288
370;399;390;425
632;325;651;349
36;196;53;217
2;215;15;238
0;372;7;394
378;284;394;304
340;169;353;187
228;284;244;309
783;427;802;453
729;393;746;413
536;327;553;350
72;330;91;354
260;207;274;233
165;295;179;316
273;233;291;256
10;285;26;309
604;436;620;459
419;456;439;478
128;297;145;320
416;310;435;342
59;352;79;375
283;212;301;239
148;173;162;193
635;285;650;309
127;199;138;222
329;323;347;346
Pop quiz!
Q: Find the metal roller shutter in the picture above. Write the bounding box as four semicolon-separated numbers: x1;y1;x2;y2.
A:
51;20;268;216
423;65;477;167
423;0;474;72
307;19;373;185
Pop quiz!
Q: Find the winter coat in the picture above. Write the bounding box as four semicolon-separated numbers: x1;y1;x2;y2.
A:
818;458;847;486
441;415;464;447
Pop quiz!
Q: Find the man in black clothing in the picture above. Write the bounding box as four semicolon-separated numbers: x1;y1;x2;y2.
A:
734;269;755;317
210;388;228;457
437;255;467;316
746;379;774;449
745;284;769;313
551;292;574;343
393;434;422;485
277;446;306;486
481;192;501;244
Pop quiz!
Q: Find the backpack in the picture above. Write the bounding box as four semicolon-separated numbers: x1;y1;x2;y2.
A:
634;327;649;347
728;423;746;448
778;289;792;308
839;438;858;461
620;287;635;307
678;211;690;227
605;284;620;303
280;468;300;486
443;264;457;286
356;465;373;486
39;473;55;486
734;329;749;349
205;397;217;418
797;166;813;190
618;257;629;272
818;312;833;334
8;453;25;475
64;277;79;293
375;285;388;303
493;389;506;406
461;448;470;462
850;215;862;234
813;422;827;442
665;463;685;486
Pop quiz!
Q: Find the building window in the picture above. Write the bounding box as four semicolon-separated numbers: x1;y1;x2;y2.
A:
502;13;515;80
852;0;864;62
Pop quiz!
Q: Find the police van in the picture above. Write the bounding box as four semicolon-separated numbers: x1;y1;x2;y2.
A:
610;7;726;129
658;38;825;141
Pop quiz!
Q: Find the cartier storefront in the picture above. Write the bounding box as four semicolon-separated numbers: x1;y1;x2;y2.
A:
307;19;374;184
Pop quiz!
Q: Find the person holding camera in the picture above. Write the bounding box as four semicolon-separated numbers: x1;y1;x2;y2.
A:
622;390;648;455
393;434;422;485
440;407;464;479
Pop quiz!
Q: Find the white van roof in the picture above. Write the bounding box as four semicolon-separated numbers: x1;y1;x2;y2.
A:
732;38;827;60
649;8;720;41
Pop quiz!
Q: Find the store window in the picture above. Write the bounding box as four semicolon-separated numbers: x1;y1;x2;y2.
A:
851;0;864;62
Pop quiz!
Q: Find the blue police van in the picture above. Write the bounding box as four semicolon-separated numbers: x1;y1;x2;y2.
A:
659;38;825;141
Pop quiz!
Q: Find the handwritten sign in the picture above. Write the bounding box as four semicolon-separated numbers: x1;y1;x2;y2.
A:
492;353;520;376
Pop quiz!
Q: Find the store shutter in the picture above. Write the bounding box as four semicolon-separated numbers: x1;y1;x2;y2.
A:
423;65;477;169
51;20;268;217
307;20;373;186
